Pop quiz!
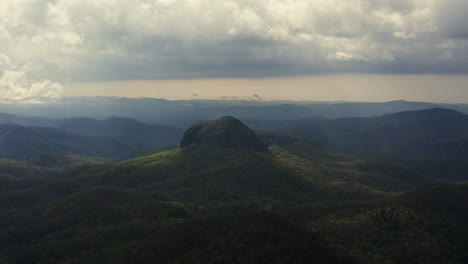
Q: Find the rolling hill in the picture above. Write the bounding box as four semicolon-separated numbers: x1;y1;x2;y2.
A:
247;108;468;158
0;121;179;161
62;116;468;203
56;116;180;144
1;116;468;263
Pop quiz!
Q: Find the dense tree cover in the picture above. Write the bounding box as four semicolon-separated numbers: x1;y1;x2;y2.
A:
1;119;468;263
1;182;467;263
0;158;56;178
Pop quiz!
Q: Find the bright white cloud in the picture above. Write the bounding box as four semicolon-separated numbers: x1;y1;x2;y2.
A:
0;0;467;83
0;71;63;103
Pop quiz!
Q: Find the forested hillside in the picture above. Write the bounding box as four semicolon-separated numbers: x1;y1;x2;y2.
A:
1;117;467;263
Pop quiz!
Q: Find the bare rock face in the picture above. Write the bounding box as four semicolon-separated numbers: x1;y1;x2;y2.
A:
180;116;268;152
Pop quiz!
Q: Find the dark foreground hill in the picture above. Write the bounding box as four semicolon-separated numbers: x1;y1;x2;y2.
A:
1;117;468;263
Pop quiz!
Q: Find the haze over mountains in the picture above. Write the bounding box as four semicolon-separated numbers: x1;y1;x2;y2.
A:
0;115;181;161
246;108;468;158
3;99;468;159
2;97;468;126
1;99;468;263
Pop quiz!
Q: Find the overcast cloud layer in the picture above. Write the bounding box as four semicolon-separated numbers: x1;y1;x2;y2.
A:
0;0;467;102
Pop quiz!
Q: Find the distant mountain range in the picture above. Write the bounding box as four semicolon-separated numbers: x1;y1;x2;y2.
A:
246;108;468;158
2;97;468;126
3;106;468;160
0;116;181;161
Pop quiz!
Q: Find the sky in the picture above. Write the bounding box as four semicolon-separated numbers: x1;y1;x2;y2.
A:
1;0;468;103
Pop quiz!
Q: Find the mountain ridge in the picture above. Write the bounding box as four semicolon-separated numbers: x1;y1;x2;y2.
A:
247;107;468;157
0;122;178;161
1;116;468;263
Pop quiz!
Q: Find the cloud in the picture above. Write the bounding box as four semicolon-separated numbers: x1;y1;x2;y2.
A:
0;54;11;68
0;53;63;103
0;71;63;103
0;0;467;82
327;52;368;62
435;0;468;39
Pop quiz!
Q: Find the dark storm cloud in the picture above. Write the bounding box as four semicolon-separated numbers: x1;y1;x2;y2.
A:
1;0;468;95
435;0;468;39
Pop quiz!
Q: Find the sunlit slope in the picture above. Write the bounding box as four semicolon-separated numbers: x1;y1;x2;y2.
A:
63;123;467;204
2;116;468;263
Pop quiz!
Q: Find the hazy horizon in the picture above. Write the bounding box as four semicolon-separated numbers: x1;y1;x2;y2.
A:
64;74;468;104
